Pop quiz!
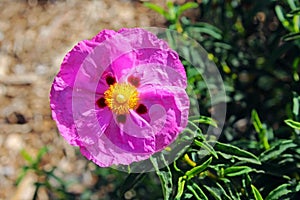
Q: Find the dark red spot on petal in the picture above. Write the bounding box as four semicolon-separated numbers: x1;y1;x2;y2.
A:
96;97;107;108
136;104;148;114
106;75;116;85
128;75;140;87
116;114;126;123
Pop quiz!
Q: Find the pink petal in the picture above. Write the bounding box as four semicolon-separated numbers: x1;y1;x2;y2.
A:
120;63;186;88
138;86;190;151
50;28;190;168
50;30;117;145
50;85;78;145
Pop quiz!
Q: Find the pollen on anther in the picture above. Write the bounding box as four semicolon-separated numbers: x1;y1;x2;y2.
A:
96;97;107;108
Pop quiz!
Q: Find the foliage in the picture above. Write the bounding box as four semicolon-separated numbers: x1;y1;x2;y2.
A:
17;0;300;199
17;147;74;199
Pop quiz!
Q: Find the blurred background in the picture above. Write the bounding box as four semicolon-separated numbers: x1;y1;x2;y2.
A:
0;0;299;199
0;0;165;199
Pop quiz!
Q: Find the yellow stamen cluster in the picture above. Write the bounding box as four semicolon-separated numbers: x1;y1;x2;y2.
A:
104;83;139;115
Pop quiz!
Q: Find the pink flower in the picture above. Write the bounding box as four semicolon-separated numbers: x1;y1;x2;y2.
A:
50;28;189;167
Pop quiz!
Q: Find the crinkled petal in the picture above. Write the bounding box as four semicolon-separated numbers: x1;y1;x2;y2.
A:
79;85;189;167
107;28;186;84
57;29;117;88
138;85;190;150
50;30;117;145
50;84;78;145
79;133;153;167
50;28;190;168
120;63;186;88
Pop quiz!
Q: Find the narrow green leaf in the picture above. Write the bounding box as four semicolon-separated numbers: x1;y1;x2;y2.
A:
251;185;263;200
187;26;223;40
202;185;222;200
191;116;218;128
259;140;297;162
265;183;292;200
285;119;300;130
215;142;261;165
251;109;270;150
287;8;300;17
175;176;186;200
187;120;204;140
293;92;300;117
194;139;218;159
166;1;176;22
184;193;193;199
252;109;263;133
223;166;253;177
213;182;232;200
20;149;33;163
287;0;297;10
225;183;241;200
150;155;173;200
186;184;204;200
185;157;212;180
178;2;199;16
36;147;48;162
32;147;48;169
282;32;300;41
144;2;169;18
275;5;290;28
15;166;29;186
188;182;208;200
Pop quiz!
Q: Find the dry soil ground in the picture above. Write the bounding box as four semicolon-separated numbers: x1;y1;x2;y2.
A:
0;0;165;199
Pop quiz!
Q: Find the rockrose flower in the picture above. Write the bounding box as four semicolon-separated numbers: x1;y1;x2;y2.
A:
50;28;189;167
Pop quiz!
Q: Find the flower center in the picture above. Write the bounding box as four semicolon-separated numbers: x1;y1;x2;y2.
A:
104;83;139;115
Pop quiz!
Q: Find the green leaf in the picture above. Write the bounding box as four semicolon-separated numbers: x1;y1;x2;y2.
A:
20;149;33;163
251;109;263;133
265;183;292;200
150;155;173;200
32;147;48;169
287;0;297;10
15;166;29;186
275;5;290;29
194;139;218;159
223;166;253;177
282;32;300;41
144;2;169;18
251;109;270;150
175;176;186;200
214;142;261;165
287;8;300;17
186;185;207;200
259;140;297;162
285;119;300;130
36;147;48;162
186;182;208;200
187;120;204;140
184;193;193;199
119;173;146;196
293;92;300;117
166;1;176;22
187;26;223;40
185;157;212;180
178;2;199;16
251;184;263;200
190;116;218;128
202;185;222;200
